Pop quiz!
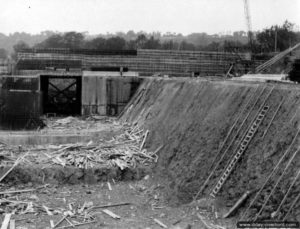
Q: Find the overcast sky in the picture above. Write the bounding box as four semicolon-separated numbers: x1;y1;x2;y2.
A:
1;0;299;35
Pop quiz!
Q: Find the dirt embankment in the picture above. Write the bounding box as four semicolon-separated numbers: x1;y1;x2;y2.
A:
120;77;300;220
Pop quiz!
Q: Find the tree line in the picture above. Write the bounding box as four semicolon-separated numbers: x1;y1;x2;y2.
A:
0;20;299;60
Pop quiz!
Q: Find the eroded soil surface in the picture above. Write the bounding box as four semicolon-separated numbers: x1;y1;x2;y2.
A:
0;176;233;229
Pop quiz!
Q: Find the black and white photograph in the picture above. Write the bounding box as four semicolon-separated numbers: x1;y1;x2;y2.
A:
0;0;299;228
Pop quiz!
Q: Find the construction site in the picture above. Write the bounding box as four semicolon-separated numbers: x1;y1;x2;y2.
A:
0;1;300;229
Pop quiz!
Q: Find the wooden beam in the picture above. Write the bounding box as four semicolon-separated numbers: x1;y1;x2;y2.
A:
223;191;251;218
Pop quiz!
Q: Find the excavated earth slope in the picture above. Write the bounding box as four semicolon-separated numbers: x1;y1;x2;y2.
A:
120;77;300;221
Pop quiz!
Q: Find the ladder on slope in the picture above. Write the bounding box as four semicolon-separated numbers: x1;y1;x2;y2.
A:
210;105;269;198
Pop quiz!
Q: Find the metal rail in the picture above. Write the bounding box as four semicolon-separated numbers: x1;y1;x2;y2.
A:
194;86;259;199
210;86;274;198
282;189;300;221
240;128;300;220
207;86;259;172
289;106;300;124
273;163;300;218
194;86;264;199
254;145;300;220
261;98;285;139
210;105;269;198
255;42;300;73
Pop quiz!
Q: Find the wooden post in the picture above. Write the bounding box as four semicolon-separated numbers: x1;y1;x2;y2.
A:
223;191;251;218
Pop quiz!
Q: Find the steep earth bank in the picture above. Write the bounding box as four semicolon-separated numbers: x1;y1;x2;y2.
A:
120;77;300;221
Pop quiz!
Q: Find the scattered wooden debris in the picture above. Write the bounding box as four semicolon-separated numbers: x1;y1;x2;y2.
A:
88;202;131;212
0;152;29;183
43;205;53;216
1;214;11;229
107;182;112;191
0;188;36;195
140;130;149;150
223;191;251;218
53;215;68;228
197;213;226;229
50;220;55;228
8;219;14;229
0;123;158;171
153;218;168;228
0;120;162;228
102;209;121;219
55;220;96;229
64;217;75;228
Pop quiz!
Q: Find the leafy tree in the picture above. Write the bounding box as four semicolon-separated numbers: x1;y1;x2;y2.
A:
13;41;30;51
143;36;161;49
161;40;177;50
0;48;8;59
62;32;85;49
179;41;195;50
223;40;246;52
186;33;210;46
126;40;137;49
35;32;84;49
256;20;299;52
135;34;147;49
85;37;106;49
12;41;30;59
35;34;63;48
126;30;137;40
202;41;221;51
105;37;126;50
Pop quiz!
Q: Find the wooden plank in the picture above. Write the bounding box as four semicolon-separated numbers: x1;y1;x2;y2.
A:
120;78;132;103
223;191;251;218
0;153;28;183
82;75;97;115
1;214;11;229
89;202;130;210
81;76;90;115
9;219;14;229
153;218;167;228
102;209;121;219
96;76;106;115
90;76;97;106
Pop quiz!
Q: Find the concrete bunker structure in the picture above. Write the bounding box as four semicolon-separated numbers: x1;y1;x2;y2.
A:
0;71;141;130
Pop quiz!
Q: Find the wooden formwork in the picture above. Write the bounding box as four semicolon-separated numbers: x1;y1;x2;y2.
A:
17;49;262;77
81;72;141;116
81;74;107;116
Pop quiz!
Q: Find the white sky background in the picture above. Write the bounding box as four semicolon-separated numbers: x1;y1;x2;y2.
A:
1;0;300;35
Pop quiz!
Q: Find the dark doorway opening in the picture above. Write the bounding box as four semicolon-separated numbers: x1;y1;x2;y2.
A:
40;75;82;115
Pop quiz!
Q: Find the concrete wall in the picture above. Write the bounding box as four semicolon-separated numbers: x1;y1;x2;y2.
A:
81;71;142;116
0;75;42;130
0;90;42;130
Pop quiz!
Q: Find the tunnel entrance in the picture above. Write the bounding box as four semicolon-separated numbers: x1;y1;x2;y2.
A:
40;75;82;115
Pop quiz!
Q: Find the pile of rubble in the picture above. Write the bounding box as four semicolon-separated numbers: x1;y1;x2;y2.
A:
0;121;160;172
0;119;163;228
0;184;131;228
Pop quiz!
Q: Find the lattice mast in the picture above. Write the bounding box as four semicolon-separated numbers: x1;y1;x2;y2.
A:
243;0;253;50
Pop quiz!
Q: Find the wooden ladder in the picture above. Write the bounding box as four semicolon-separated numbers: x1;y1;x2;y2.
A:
210;105;270;198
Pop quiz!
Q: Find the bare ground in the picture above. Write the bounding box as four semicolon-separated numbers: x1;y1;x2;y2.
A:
0;177;233;229
1;78;299;228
